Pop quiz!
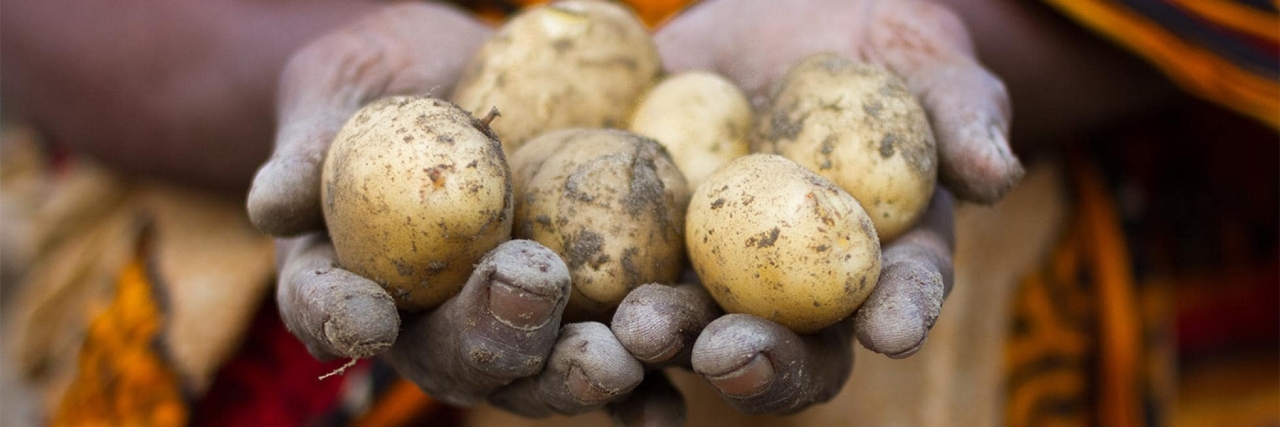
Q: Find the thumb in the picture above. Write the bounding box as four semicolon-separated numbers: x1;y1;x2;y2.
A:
246;17;394;236
247;3;491;235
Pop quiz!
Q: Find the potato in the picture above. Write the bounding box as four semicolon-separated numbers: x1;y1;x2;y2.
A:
510;129;689;318
322;96;512;311
687;154;881;333
756;53;937;241
630;71;752;191
451;0;662;154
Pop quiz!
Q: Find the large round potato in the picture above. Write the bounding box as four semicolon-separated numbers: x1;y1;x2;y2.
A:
630;71;752;191
322;96;512;311
510;129;689;319
451;0;662;154
757;53;937;241
687;154;881;333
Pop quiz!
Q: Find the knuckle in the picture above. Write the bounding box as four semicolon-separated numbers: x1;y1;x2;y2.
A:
460;336;547;379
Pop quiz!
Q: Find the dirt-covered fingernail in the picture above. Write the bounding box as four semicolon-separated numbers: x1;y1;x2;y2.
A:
488;279;558;329
706;354;774;397
566;365;611;402
990;125;1023;174
887;338;926;359
612;288;686;364
634;337;682;364
321;292;399;358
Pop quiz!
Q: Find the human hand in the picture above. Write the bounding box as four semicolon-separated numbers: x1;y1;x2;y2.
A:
606;0;1009;415
256;4;645;416
246;2;491;236
278;236;644;414
659;0;1018;204
612;191;953;415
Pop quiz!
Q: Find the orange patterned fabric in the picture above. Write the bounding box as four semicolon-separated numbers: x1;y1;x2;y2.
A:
352;380;442;427
1004;232;1096;427
1043;0;1280;128
1004;160;1153;427
52;236;188;427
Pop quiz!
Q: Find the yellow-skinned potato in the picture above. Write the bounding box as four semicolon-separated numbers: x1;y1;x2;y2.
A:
510;129;689;319
451;0;662;154
322;96;512;311
687;154;881;333
757;53;937;241
630;71;752;191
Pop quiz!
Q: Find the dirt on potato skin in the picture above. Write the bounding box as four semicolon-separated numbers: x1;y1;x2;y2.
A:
685;154;881;333
756;53;937;241
322;96;514;311
509;129;689;320
449;0;661;153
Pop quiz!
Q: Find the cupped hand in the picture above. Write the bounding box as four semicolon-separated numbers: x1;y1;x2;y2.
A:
609;0;1009;416
279;235;645;415
612;191;953;416
246;2;490;236
257;3;645;418
660;0;1019;204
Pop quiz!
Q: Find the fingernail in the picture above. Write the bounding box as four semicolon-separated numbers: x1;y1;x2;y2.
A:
988;124;1024;176
614;303;684;364
706;354;774;397
488;280;558;329
887;337;926;359
566;365;611;402
323;291;398;358
635;338;682;365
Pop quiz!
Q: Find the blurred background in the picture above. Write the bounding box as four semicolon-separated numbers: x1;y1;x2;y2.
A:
1;0;1277;426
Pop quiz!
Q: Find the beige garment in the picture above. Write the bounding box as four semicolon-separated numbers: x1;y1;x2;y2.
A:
467;162;1069;427
0;126;277;424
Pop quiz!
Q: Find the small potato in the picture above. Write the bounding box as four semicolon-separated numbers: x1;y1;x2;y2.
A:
687;154;880;333
322;96;512;311
757;53;937;241
630;71;752;191
510;129;689;319
451;0;662;154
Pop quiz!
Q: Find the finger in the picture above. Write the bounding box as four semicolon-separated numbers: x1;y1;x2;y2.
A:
247;3;491;236
489;322;645;417
855;189;955;358
608;373;687;427
383;240;571;406
275;233;399;360
867;0;1022;204
691;314;855;415
612;283;722;367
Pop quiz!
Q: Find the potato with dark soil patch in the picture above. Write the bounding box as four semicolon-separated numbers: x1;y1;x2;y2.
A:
451;0;661;154
321;96;512;311
757;53;937;241
686;154;881;333
509;129;689;319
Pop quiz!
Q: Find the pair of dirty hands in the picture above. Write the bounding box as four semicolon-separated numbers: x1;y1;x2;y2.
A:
247;0;1020;421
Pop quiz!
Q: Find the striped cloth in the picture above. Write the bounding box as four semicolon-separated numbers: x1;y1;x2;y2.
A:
1044;0;1280;127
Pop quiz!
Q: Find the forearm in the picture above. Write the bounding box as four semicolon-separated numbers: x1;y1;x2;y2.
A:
0;0;378;192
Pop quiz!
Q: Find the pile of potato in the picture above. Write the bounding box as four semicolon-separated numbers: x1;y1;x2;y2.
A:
319;0;937;333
